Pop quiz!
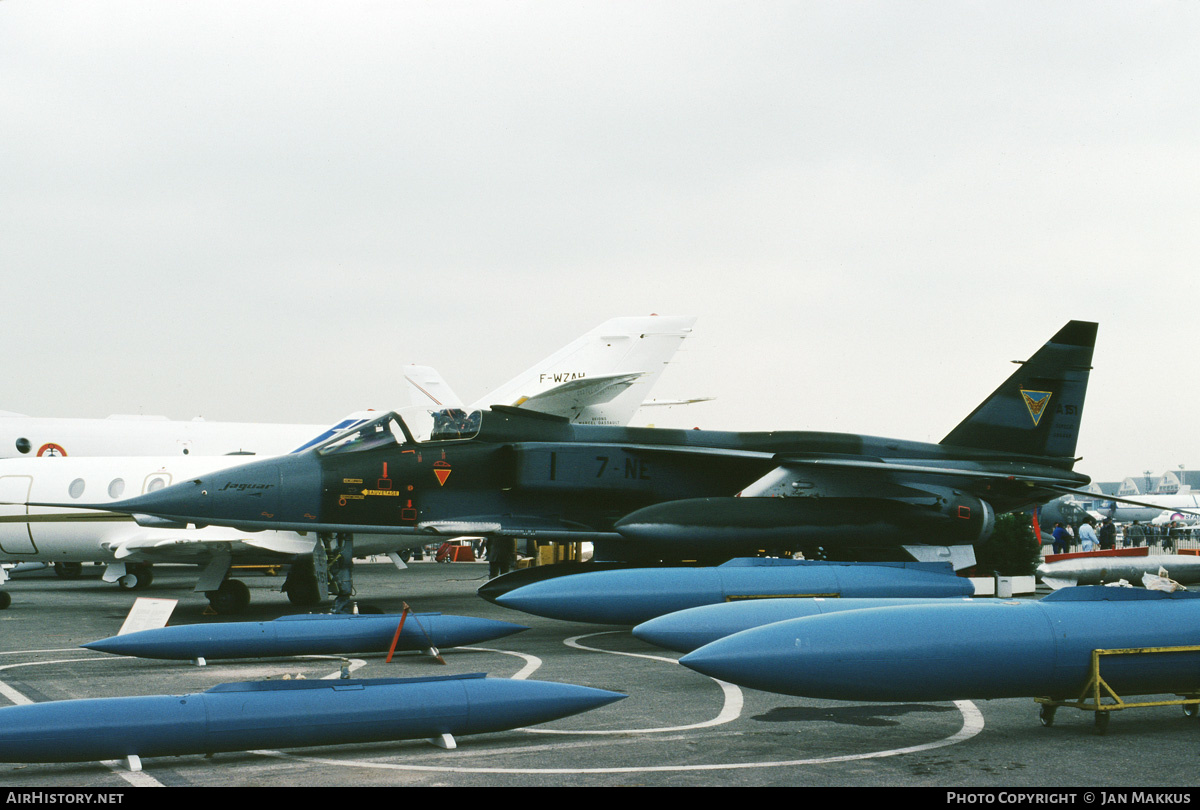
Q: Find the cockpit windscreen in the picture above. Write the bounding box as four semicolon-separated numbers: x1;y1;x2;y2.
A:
314;409;482;456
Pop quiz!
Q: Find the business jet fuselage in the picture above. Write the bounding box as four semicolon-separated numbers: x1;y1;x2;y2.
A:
0;454;418;611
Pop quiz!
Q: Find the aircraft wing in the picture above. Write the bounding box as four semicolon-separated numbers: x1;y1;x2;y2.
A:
416;515;619;540
739;456;1086;499
103;528;317;562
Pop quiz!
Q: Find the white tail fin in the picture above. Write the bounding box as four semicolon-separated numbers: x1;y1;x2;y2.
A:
472;315;697;425
404;366;466;410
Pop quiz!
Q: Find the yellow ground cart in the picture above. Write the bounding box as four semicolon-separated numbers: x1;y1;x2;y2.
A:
1035;644;1200;734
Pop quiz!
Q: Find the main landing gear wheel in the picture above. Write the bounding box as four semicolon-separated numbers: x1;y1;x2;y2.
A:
0;591;10;610
284;558;323;607
206;579;251;614
117;564;154;590
1093;711;1110;736
54;562;83;579
1183;702;1199;719
1039;705;1056;727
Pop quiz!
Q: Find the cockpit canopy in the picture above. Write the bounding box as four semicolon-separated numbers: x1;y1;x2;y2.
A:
315;409;483;456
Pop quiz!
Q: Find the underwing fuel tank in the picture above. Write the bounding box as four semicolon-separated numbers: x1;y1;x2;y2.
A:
81;613;528;661
613;491;995;553
679;587;1200;701
632;596;977;653
492;558;974;625
0;674;625;764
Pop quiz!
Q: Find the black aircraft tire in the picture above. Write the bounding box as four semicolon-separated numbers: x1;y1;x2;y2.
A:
1039;705;1056;727
207;580;251;614
54;562;84;579
286;579;322;606
1093;712;1110;736
1183;702;1199;719
130;564;153;589
0;591;10;610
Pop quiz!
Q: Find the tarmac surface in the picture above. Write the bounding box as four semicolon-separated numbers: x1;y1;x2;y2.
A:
1;559;1198;789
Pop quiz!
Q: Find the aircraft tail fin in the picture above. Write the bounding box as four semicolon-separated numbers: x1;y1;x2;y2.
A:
940;321;1097;462
473;315;697;426
405;366;466;410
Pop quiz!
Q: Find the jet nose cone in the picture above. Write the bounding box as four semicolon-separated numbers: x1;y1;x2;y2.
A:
104;476;210;521
97;454;323;529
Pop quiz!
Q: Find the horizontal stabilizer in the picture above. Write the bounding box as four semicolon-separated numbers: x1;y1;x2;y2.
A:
742;458;1083;499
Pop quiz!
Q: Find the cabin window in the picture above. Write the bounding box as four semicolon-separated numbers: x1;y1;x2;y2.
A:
108;478;125;499
15;438;30;454
68;478;86;499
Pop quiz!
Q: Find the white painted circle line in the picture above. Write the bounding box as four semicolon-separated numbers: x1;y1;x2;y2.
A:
253;635;984;774
253;700;983;774
2;638;985;777
523;631;742;734
459;645;544;680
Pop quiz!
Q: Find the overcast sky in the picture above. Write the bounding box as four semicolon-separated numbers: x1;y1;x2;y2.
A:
3;1;1198;482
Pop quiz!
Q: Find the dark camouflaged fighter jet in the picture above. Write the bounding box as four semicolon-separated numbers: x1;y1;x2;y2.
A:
58;322;1096;605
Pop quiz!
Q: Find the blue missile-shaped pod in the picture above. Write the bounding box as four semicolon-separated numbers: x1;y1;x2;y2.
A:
493;558;974;625
679;587;1200;701
0;674;625;764
82;612;527;661
632;597;976;652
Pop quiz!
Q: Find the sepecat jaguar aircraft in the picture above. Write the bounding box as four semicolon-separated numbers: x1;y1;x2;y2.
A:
36;322;1098;603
